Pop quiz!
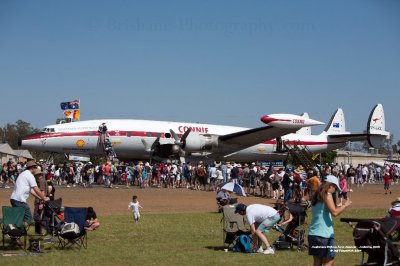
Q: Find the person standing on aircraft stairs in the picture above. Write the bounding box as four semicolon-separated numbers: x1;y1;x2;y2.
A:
98;122;108;144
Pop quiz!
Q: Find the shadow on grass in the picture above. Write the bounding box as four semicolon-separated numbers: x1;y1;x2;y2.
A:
205;245;226;251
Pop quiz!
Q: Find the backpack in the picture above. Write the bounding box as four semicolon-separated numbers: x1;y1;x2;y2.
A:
197;167;205;177
232;234;253;253
60;222;80;238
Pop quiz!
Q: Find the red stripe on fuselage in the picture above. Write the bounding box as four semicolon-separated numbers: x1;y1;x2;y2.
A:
22;131;182;141
23;131;344;146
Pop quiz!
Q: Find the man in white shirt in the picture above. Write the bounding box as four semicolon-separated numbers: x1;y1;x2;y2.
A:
10;160;49;225
235;203;280;254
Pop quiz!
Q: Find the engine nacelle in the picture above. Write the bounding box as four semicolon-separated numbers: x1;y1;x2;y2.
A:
153;143;181;158
183;134;218;152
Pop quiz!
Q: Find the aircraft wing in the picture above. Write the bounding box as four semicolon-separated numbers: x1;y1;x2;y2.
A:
217;125;296;154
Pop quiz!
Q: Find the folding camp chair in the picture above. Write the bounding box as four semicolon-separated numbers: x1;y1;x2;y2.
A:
221;204;249;248
1;206;28;250
58;207;87;249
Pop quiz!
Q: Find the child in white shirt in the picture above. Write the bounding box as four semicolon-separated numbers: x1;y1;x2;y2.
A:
128;195;143;223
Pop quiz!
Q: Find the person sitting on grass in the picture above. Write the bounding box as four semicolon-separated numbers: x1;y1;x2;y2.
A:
85;206;100;231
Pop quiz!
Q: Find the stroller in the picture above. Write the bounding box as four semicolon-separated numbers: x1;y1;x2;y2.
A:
43;198;64;237
341;217;400;266
28;198;64;252
273;201;310;251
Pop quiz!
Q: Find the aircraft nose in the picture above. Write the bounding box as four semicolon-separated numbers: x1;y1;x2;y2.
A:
260;115;277;124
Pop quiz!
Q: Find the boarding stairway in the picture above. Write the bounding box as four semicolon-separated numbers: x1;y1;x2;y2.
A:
283;142;316;169
99;134;117;161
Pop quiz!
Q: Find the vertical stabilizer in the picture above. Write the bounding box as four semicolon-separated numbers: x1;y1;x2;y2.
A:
367;103;390;147
296;113;312;135
322;108;347;135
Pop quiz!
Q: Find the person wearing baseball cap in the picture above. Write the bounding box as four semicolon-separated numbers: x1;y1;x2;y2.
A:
308;174;352;265
10;160;50;226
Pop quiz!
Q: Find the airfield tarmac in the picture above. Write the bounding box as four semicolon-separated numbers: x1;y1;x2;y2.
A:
0;183;398;216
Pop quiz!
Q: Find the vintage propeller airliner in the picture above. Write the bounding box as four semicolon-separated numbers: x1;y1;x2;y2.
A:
20;104;389;163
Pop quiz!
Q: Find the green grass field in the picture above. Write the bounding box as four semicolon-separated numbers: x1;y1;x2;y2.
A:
0;208;388;266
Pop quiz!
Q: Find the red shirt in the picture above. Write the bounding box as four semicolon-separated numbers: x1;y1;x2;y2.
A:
383;174;390;185
103;165;111;176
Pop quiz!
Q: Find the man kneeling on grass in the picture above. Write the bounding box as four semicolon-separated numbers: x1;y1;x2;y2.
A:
235;203;280;254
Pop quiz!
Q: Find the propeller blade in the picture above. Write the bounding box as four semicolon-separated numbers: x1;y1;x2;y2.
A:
181;127;192;142
151;137;160;151
169;129;180;144
141;139;151;152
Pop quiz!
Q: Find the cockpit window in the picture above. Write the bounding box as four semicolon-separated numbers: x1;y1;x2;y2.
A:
41;127;55;133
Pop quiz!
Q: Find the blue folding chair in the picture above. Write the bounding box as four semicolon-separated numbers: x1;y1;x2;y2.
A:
58;207;87;249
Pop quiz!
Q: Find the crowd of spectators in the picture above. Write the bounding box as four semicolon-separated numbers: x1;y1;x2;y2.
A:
1;159;399;199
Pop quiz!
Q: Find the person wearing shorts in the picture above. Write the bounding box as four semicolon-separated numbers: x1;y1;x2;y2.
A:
235;203;280;254
308;175;352;266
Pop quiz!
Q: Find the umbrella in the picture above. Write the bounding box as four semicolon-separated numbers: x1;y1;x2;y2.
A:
220;182;246;197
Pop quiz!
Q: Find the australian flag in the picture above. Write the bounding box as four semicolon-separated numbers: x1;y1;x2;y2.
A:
60;100;80;110
333;122;340;128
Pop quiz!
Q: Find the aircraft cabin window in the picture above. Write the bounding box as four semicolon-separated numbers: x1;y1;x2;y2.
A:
147;132;152;137
126;132;131;137
164;132;171;138
49;128;55;132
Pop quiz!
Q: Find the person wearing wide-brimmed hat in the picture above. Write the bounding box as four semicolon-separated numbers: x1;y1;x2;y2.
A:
10;160;50;225
31;168;48;234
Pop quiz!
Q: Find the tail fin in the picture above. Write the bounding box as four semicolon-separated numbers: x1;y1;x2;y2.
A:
321;108;348;135
296;113;312;135
367;103;390;147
